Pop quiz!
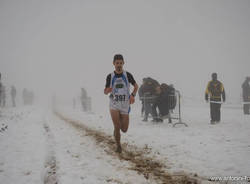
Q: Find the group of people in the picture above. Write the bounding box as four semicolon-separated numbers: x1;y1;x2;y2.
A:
0;73;35;108
205;73;250;124
104;54;249;153
138;77;176;123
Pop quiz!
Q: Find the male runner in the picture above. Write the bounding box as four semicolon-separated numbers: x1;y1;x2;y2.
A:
104;54;138;153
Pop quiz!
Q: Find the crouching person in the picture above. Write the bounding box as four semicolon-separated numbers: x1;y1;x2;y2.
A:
153;83;174;123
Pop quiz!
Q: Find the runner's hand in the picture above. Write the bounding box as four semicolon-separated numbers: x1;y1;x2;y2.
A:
104;88;112;94
130;95;135;104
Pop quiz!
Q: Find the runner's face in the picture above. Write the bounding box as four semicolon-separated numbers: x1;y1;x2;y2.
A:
113;59;124;72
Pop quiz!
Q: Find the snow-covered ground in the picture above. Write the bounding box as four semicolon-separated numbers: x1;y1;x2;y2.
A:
0;102;249;184
0;107;47;184
47;110;154;184
58;102;250;179
0;107;155;184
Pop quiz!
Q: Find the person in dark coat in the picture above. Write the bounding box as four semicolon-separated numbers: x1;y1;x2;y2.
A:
138;77;160;121
152;83;175;123
205;73;226;124
242;77;250;115
138;78;147;116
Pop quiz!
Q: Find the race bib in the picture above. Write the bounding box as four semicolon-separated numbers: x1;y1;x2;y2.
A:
114;94;126;101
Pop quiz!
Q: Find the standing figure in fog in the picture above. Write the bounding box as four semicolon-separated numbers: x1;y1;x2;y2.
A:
104;54;138;153
242;76;250;115
81;88;87;111
0;74;2;107
22;88;28;105
0;85;6;107
11;86;17;107
205;73;226;124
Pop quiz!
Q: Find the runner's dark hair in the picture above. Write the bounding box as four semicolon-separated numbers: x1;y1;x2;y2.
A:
113;54;124;62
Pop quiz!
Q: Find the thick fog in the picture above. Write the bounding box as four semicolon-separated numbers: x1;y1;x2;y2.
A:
1;0;250;112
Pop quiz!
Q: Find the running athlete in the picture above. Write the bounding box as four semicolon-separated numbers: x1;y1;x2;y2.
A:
104;54;138;153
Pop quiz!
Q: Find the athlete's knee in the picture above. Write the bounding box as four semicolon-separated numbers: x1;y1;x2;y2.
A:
121;126;128;133
121;129;128;133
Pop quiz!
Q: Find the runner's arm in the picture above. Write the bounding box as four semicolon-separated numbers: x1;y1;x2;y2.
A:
126;72;138;97
205;81;211;101
104;74;112;95
131;83;138;97
129;83;138;104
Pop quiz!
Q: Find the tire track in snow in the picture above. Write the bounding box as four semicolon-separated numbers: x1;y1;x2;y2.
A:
54;111;204;184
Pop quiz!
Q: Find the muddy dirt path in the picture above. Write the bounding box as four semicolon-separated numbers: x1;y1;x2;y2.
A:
43;123;58;184
55;111;207;184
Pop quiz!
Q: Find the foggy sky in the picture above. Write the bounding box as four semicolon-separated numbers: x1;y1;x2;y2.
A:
1;0;250;111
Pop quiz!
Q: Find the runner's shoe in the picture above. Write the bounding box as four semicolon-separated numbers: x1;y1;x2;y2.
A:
116;145;122;153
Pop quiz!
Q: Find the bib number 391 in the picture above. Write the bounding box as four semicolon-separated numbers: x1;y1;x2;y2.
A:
115;95;126;101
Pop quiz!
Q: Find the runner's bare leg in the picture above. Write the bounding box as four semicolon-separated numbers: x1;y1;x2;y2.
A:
120;114;129;133
110;109;121;147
